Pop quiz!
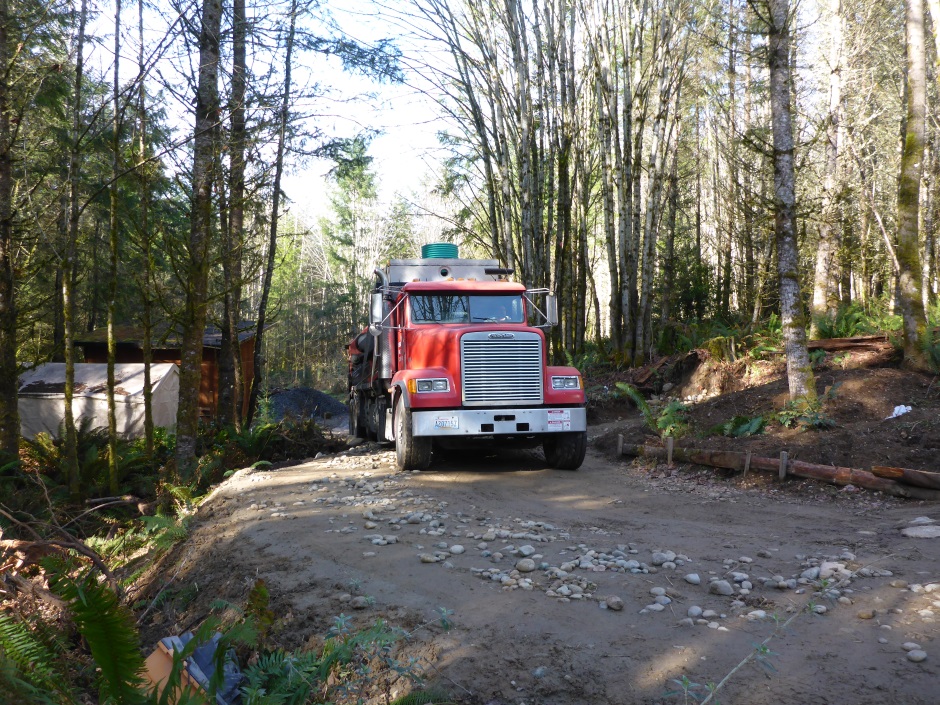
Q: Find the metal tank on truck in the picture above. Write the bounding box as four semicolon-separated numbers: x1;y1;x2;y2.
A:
347;243;587;471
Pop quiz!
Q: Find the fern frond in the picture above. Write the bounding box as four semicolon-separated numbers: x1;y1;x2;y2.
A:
615;383;656;432
0;651;66;705
162;483;196;504
242;649;321;705
140;514;190;552
222;620;258;648
51;573;148;704
0;613;65;696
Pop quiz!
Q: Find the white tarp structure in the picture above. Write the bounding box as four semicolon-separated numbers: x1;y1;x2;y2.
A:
18;363;179;439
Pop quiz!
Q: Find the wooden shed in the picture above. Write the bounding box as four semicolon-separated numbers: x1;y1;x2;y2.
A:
74;323;258;420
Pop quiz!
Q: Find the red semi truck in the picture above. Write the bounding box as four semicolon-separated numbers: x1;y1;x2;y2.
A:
347;247;587;471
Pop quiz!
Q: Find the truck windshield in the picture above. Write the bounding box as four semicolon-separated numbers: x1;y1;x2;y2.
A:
410;294;524;324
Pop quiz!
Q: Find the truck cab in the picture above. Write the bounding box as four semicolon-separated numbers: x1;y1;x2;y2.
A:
348;250;587;471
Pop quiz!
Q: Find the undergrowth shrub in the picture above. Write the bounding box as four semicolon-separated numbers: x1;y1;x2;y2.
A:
776;384;841;431
190;419;343;491
615;383;690;439
814;299;903;340
743;314;782;360
814;303;869;339
657;318;737;357
17;419;175;503
708;415;766;438
0;537;454;703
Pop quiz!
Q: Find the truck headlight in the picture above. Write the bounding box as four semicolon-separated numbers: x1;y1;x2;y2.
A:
551;376;581;390
414;378;450;393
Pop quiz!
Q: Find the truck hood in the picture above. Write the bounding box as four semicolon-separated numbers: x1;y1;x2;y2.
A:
405;324;543;370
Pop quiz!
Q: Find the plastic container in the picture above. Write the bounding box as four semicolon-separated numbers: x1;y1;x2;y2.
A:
421;243;459;259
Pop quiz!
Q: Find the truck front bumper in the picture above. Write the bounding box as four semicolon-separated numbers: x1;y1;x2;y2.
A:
412;407;587;437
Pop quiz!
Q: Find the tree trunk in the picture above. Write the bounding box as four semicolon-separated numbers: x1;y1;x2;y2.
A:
54;197;66;360
106;0;122;495
176;0;223;474
598;71;621;351
810;0;844;336
767;0;817;400
617;14;635;363
138;0;154;464
0;0;17;457
247;0;297;425
224;0;247;429
64;0;90;496
660;129;679;326
896;0;930;371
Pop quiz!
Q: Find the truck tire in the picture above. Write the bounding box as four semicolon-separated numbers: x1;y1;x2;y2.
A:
348;391;366;438
395;396;431;471
543;431;587;470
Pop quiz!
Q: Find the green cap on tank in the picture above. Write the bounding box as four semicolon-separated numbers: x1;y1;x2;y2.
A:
421;243;458;259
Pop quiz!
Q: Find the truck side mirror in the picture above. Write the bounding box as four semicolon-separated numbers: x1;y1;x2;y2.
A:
546;294;558;326
370;293;384;326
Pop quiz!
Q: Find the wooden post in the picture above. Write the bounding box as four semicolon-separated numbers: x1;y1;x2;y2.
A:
779;451;788;479
617;434;623;457
666;437;674;466
743;450;752;478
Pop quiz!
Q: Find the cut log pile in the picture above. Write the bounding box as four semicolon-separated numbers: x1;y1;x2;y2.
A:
619;438;940;501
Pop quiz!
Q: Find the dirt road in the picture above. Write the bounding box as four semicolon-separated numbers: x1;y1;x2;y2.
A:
158;435;940;705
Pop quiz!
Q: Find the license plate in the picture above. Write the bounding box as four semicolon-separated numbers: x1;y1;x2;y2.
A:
434;416;459;429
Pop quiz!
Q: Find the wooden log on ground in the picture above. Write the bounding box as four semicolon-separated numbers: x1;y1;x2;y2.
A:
620;441;940;501
634;357;669;385
806;335;889;352
871;465;940;490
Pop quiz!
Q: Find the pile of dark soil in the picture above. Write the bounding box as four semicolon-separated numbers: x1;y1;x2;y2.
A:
268;387;348;426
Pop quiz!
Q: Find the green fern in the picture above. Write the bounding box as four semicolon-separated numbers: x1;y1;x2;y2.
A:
0;612;68;699
615;383;657;433
0;651;66;705
710;414;766;437
139;513;190;552
163;482;200;509
656;400;690;439
50;571;148;704
242;649;322;705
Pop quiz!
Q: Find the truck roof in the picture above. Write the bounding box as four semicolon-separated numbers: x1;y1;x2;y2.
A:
384;258;513;285
400;280;526;293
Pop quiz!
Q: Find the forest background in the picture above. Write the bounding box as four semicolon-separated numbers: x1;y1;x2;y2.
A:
0;0;937;481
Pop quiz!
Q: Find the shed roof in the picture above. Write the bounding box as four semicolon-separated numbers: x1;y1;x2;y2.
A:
74;322;259;350
19;363;179;399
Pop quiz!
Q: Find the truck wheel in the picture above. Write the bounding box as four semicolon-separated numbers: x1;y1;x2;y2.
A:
543;431;587;470
395;397;431;471
349;391;366;438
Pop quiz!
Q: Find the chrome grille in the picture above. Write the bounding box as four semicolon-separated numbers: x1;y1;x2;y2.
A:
461;332;543;406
